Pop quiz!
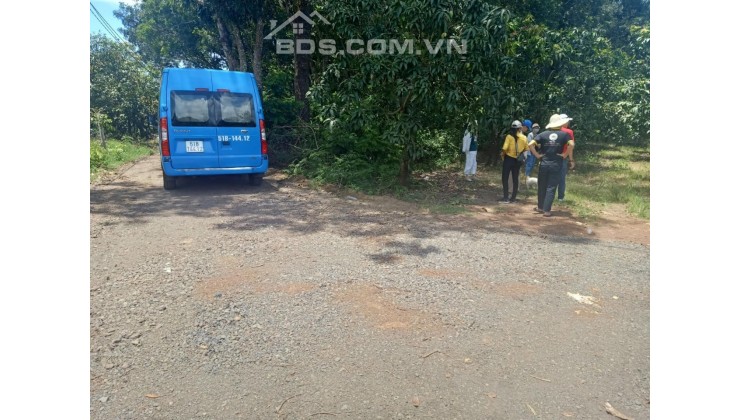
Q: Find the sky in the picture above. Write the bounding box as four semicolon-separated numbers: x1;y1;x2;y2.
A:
90;0;133;38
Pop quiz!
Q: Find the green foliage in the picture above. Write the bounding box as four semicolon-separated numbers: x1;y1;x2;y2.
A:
115;0;225;69
563;144;650;219
90;109;113;140
90;34;158;140
288;122;404;194
90;139;155;175
305;0;649;184
290;148;402;195
104;0;650;188
90;141;106;172
310;0;512;183
262;63;302;127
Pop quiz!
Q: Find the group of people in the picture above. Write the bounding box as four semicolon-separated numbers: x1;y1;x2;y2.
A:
461;113;576;217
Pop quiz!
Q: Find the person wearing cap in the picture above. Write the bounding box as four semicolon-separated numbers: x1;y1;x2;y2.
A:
520;120;533;170
522;119;532;136
499;120;528;203
525;122;540;178
528;114;575;216
555;114;575;201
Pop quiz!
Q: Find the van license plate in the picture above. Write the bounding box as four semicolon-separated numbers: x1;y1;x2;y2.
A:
185;141;204;153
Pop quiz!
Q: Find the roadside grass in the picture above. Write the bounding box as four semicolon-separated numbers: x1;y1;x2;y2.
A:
560;144;650;219
393;144;650;220
91;138;156;181
289;143;649;220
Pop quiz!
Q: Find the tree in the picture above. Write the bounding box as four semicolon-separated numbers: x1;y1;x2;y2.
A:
103;0;650;181
90;34;158;140
310;0;523;183
115;0;225;69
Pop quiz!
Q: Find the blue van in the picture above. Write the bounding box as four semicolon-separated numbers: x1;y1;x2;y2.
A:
158;68;268;189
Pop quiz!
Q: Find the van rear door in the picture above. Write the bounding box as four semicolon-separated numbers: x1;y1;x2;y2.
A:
211;72;262;168
167;71;219;169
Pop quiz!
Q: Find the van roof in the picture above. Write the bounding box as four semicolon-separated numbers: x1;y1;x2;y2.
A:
163;68;256;78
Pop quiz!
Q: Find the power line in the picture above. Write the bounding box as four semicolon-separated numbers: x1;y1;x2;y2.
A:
90;2;123;42
90;10;115;40
90;2;125;43
89;2;154;73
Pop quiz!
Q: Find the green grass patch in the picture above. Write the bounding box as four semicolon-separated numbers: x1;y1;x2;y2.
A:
289;150;408;196
91;138;155;179
289;137;649;221
561;144;650;220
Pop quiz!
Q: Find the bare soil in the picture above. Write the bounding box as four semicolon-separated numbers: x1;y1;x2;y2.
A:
90;156;649;419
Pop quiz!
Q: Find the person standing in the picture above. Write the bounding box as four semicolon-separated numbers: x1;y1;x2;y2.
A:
555;114;575;202
499;120;528;203
525;123;540;177
529;114;575;216
462;125;478;181
508;119;531;193
522;119;532;137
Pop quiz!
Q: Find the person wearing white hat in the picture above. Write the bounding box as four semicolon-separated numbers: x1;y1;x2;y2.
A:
555;114;575;201
528;113;575;216
499;120;529;203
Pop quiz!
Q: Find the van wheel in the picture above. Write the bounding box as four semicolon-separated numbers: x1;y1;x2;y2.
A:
163;172;177;190
248;174;263;186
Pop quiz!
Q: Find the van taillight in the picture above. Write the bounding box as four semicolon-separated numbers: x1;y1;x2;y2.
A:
160;117;170;156
260;119;268;154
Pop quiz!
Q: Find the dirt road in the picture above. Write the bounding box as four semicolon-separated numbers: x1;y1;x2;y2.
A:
90;156;649;419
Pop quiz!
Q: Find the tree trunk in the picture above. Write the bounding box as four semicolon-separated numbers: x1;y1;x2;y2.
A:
97;112;106;149
399;148;410;186
229;22;248;72
252;18;264;89
484;123;503;167
215;14;237;70
293;0;312;121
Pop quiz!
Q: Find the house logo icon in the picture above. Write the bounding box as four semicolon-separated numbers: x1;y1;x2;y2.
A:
265;11;330;40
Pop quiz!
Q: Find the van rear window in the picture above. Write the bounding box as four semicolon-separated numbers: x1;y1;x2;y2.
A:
170;91;256;127
216;93;256;127
171;91;212;126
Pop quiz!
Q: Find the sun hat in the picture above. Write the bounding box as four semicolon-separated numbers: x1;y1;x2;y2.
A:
511;120;522;128
532;123;540;128
523;119;533;130
545;113;572;129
